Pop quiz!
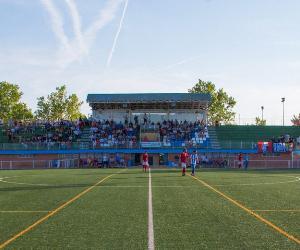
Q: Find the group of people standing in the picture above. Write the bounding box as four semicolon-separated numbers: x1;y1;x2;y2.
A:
142;150;250;174
238;152;249;169
180;149;198;176
142;149;200;176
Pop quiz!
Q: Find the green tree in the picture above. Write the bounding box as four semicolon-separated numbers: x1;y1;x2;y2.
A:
255;117;266;126
35;96;51;121
66;94;84;121
188;79;236;125
0;81;33;121
35;85;83;121
291;114;300;126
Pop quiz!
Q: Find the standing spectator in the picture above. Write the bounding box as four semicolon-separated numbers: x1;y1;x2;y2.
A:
116;153;121;167
134;115;139;125
124;114;129;124
103;154;109;168
143;113;148;125
244;154;249;170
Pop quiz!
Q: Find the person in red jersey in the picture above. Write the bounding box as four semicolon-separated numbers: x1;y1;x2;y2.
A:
180;149;189;176
238;152;243;168
142;151;149;172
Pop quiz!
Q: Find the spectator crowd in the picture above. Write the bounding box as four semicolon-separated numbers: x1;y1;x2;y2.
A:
157;119;209;147
3;120;84;147
89;120;140;148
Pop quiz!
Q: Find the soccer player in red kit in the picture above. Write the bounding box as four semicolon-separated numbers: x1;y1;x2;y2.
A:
238;153;243;168
180;149;189;176
142;151;149;172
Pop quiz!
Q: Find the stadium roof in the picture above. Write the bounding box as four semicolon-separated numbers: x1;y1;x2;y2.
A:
87;93;210;103
87;93;211;111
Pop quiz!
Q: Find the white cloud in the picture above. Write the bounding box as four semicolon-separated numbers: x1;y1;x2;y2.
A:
64;0;87;55
40;0;125;67
40;0;70;51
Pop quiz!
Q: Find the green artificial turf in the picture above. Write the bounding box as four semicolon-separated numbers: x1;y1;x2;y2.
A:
0;168;299;249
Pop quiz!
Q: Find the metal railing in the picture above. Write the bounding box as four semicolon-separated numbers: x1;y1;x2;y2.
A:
0;140;259;151
218;141;257;150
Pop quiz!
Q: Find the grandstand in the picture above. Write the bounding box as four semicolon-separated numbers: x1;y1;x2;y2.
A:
87;93;212;149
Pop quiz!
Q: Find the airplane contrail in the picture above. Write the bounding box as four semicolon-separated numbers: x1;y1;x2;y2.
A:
64;0;87;55
106;0;129;67
160;57;201;71
40;0;70;50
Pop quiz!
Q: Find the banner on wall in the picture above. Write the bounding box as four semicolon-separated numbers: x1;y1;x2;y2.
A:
141;132;160;142
257;141;295;153
141;142;162;148
257;142;273;153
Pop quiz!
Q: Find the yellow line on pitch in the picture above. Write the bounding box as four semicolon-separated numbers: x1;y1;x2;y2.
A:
190;175;300;246
0;171;125;249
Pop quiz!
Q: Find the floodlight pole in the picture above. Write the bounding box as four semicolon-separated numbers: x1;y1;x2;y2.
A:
261;106;264;121
281;97;285;126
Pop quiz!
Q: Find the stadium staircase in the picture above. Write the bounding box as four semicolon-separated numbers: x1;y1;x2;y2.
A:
0;127;8;143
79;127;91;148
207;127;221;149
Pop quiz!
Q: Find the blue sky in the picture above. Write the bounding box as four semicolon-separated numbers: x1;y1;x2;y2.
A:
0;0;299;125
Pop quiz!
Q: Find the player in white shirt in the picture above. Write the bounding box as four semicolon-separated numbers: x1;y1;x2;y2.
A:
190;150;198;176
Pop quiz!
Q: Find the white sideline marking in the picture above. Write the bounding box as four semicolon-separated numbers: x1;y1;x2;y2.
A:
253;209;300;212
148;168;155;250
214;176;300;186
0;179;50;186
0;211;50;213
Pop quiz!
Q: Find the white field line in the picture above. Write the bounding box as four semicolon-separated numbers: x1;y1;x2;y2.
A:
0;177;195;189
99;185;195;188
148;168;155;250
213;176;300;186
253;209;300;212
0;179;50;186
1;174;299;188
0;211;50;213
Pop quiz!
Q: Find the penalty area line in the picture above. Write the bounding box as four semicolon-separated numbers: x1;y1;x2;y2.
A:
190;175;300;246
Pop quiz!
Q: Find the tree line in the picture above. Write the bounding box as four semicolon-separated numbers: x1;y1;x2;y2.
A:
0;80;299;125
0;82;84;122
190;79;300;126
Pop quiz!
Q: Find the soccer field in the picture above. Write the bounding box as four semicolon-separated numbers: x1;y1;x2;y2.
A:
0;168;299;249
